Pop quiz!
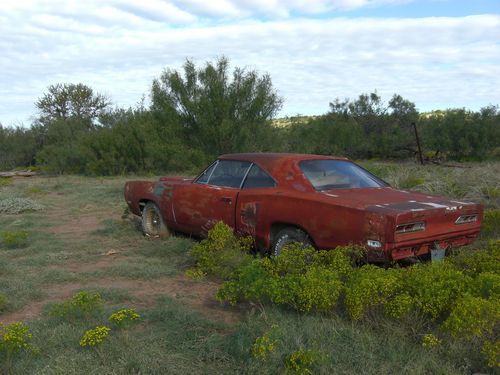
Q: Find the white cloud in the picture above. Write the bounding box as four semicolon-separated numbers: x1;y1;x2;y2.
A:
0;1;499;126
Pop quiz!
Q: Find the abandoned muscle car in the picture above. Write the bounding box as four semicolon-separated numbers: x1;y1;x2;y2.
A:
124;153;482;261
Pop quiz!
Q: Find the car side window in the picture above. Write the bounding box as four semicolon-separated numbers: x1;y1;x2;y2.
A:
195;161;217;184
208;160;252;188
242;164;276;189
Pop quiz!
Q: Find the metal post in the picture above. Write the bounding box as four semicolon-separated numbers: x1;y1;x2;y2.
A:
413;122;424;165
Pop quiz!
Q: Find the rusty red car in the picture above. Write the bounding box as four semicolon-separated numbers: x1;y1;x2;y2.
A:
124;153;482;262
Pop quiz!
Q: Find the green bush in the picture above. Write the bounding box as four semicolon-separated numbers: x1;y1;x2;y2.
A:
0;293;7;312
189;221;253;279
449;240;500;276
203;224;500;369
442;294;499;339
0;177;12;187
482;209;500;236
0;322;36;372
285;347;323;375
402;262;471;320
344;265;406;320
251;324;280;360
49;291;104;320
0;230;29;249
217;245;353;312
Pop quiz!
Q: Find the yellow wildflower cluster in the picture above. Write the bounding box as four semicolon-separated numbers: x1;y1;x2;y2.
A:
109;308;140;328
422;334;442;348
0;322;34;353
285;347;320;375
251;325;279;360
79;326;111;347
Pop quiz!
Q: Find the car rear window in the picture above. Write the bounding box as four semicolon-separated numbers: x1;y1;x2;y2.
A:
299;160;388;190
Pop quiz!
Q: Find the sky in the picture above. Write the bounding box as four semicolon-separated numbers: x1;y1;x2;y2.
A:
1;0;499;127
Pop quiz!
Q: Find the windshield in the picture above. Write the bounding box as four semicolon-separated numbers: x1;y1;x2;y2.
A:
299;160;388;190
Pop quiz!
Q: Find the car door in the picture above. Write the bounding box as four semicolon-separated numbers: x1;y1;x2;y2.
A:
235;164;278;248
172;160;251;237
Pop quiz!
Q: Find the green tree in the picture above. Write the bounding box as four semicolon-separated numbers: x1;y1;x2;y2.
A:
34;83;111;173
36;83;110;127
151;56;283;157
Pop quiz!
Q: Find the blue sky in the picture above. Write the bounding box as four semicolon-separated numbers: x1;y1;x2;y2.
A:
1;0;499;127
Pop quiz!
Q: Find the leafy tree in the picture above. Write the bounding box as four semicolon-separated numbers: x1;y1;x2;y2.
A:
36;83;110;127
151;56;283;157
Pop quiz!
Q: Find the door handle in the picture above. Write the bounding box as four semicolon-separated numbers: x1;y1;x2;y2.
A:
221;197;232;204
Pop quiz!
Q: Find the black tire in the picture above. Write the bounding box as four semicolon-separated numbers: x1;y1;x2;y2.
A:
271;227;311;256
141;202;170;238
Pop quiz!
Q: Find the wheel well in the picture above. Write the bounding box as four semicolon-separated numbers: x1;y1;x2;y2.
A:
138;199;151;212
269;222;315;247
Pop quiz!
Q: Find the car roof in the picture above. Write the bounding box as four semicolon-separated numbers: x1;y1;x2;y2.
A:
217;153;351;189
219;153;348;170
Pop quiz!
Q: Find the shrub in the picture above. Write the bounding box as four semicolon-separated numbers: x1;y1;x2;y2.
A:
189;221;253;279
0;293;8;312
402;262;471;320
344;265;403;320
482;210;500;236
109;308;140;328
0;322;36;371
273;267;343;312
449;240;500;276
263;243;359;279
49;291;104;320
482;340;500;368
442;295;499;339
216;259;271;305
0;230;29;249
0;198;44;214
472;272;500;299
251;324;280;360
184;267;206;280
0;177;12;187
80;326;111;348
0;322;35;354
422;334;441;348
217;247;345;312
285;347;322;375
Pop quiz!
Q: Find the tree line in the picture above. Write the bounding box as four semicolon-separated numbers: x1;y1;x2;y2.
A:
1;57;498;175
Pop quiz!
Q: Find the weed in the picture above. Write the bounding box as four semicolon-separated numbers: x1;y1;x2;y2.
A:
0;177;12;187
483;209;500;236
49;291;104;320
0;198;44;214
482;340;500;368
0;322;36;372
251;324;280;360
442;294;499;339
1;230;29;249
79;326;111;348
285;347;322;375
0;293;8;312
189;221;253;279
422;334;441;348
109;308;140;329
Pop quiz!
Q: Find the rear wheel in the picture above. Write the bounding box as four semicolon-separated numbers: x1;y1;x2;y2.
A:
141;202;170;238
271;227;311;256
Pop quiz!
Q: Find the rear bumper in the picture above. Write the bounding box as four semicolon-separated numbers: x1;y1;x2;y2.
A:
368;230;480;261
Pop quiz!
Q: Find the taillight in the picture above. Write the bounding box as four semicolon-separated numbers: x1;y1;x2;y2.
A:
395;221;425;234
455;214;477;225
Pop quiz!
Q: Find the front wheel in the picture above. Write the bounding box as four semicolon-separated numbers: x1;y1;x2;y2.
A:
141;202;170;238
271;227;311;256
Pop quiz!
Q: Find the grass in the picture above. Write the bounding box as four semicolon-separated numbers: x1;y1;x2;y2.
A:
0;162;498;374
